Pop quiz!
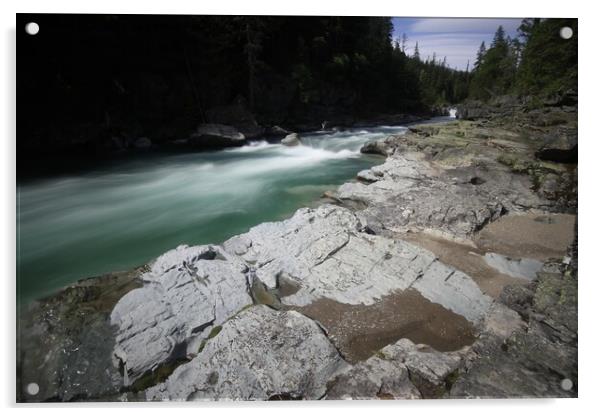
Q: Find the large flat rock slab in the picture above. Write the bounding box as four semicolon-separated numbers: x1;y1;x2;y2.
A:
146;305;347;401
336;153;509;240
224;205;492;324
110;244;253;384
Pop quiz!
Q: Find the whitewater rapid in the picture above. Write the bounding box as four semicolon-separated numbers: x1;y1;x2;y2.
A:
17;125;408;303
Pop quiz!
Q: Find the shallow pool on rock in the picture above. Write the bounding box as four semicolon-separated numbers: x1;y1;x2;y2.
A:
17;126;407;304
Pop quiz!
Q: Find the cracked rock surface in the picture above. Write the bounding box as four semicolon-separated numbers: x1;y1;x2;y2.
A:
107;203;493;392
225;204;492;323
110;244;253;384
146;305;347;401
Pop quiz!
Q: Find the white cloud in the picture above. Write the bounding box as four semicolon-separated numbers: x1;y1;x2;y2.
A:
407;18;523;34
392;18;525;70
403;33;489;70
391;18;526;69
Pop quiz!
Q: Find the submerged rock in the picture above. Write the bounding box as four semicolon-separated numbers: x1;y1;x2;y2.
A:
146;305;347;401
189;123;246;148
205;100;264;140
134;137;152;149
483;253;543;280
266;125;291;138
292;288;477;363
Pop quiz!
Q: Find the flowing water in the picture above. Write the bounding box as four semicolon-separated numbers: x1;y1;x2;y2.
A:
17;126;409;304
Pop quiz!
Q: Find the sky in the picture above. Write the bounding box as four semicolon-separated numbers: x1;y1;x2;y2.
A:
392;18;524;70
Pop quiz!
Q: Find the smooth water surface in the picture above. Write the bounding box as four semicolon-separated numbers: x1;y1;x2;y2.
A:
17;126;408;303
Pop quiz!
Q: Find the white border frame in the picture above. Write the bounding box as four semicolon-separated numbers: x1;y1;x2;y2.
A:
2;1;599;414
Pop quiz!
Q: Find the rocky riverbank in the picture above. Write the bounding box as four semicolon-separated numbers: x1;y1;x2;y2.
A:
17;99;577;401
18;97;428;179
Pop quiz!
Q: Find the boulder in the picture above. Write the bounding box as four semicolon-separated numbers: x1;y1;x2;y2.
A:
206;100;264;140
326;338;463;399
266;125;292;138
325;353;420;400
134;137;152;149
535;127;577;163
110;245;253;385
357;168;381;183
146;306;346;400
360;140;391;156
189;123;246;148
380;339;463;398
281;133;300;146
456;102;492;120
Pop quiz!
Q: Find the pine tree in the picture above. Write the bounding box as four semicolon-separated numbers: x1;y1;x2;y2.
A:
413;42;420;60
474;41;486;69
515;18;577;94
492;26;506;48
401;33;408;53
469;26;513;98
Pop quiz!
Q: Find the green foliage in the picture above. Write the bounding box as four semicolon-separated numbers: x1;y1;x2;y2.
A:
470;26;517;99
468;19;577;101
231;16;468;115
516;18;577;95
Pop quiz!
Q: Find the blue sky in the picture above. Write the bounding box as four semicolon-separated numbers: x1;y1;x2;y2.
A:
392;18;524;70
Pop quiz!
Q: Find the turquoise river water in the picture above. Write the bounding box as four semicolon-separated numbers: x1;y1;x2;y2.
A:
17;126;414;304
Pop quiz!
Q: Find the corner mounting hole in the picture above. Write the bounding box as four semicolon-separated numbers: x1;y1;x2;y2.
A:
560;378;573;391
26;382;39;396
25;22;39;35
559;26;573;40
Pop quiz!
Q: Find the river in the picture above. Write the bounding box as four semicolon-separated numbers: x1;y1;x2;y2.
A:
17;125;417;304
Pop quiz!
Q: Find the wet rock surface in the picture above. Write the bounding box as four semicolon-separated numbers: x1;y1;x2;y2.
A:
292;288;477;363
281;132;300;146
17;267;144;401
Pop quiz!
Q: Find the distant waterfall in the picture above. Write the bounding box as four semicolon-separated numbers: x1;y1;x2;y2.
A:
448;108;457;118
